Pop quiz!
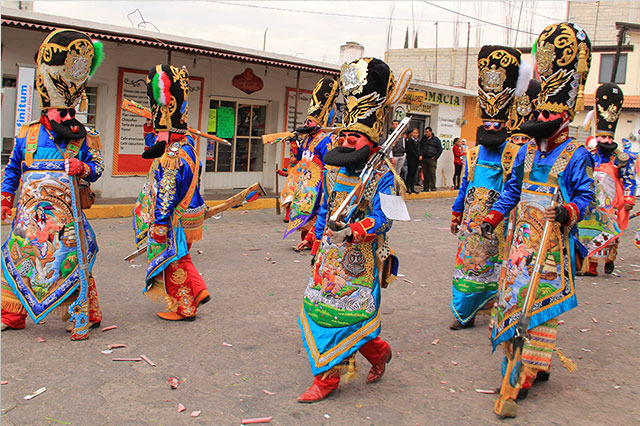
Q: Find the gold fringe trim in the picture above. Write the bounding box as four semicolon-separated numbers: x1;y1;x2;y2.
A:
160;153;180;170
321;355;359;383
1;298;25;314
79;91;88;112
575;84;585;112
384;158;407;197
86;133;102;150
145;279;177;312
184;227;203;244
555;349;577;373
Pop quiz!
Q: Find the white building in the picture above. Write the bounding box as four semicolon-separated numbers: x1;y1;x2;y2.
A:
1;9;340;198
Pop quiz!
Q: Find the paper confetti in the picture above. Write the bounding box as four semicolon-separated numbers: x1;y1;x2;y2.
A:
190;411;201;417
112;358;142;362
37;337;46;343
178;403;186;412
222;342;233;347
263;389;275;396
241;417;273;424
141;355;156;366
24;387;46;400
431;339;440;345
101;325;117;332
475;389;497;394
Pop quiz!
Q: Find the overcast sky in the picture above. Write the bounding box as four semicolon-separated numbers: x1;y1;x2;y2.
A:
33;1;568;64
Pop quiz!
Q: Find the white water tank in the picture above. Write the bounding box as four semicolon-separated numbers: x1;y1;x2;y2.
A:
340;42;364;64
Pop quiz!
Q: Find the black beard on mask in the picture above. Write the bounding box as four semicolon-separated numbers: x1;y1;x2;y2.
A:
598;141;617;155
50;118;87;142
295;125;318;134
141;141;167;159
324;145;371;170
476;126;509;149
519;117;564;140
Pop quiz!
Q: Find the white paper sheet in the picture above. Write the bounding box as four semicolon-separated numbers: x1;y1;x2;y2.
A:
380;193;411;221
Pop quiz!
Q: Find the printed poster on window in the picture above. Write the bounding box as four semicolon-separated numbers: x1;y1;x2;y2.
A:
112;68;204;175
281;87;313;168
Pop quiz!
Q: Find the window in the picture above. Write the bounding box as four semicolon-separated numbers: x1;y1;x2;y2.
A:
75;86;98;127
205;99;266;172
599;54;627;84
2;77;17;166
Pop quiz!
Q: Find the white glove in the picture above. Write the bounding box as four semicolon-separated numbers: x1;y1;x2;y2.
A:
331;226;353;245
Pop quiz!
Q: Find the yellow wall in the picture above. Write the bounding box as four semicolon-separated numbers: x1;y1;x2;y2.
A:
460;97;482;148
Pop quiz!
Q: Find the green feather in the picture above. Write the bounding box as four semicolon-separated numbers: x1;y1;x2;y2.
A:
90;41;105;76
152;73;162;104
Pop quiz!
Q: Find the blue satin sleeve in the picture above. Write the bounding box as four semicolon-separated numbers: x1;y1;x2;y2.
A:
452;161;469;213
562;147;595;219
490;143;527;216
314;169;330;240
361;171;394;235
78;139;104;183
1;137;25;195
313;134;334;162
145;131;156;148
618;156;637;198
153;159;189;227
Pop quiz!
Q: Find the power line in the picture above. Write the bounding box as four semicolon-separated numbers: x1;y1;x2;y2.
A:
421;1;538;35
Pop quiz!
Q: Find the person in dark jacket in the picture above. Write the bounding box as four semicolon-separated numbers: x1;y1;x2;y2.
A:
420;127;443;191
404;128;421;193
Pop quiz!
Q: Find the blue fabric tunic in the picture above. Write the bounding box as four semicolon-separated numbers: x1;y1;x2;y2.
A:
299;164;396;375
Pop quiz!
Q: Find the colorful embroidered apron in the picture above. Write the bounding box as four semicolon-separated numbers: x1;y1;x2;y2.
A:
491;141;579;349
1;160;97;323
451;143;518;324
283;148;324;238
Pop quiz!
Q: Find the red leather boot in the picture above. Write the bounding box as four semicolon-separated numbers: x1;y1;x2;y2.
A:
297;373;340;403
359;337;392;383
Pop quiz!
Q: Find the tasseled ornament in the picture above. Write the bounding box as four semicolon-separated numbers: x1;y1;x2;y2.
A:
79;91;88;112
555;348;577;372
575;84;585;112
159;106;172;129
475;99;482;118
342;355;359;383
577;44;589;74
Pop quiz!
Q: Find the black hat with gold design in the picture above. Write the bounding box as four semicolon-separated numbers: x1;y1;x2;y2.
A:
36;29;104;110
510;79;541;135
595;82;623;137
533;22;591;119
476;45;523;123
340;58;396;143
307;77;339;127
146;64;190;134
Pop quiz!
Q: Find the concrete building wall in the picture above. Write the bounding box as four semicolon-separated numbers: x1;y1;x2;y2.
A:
1;26;331;198
567;1;640;45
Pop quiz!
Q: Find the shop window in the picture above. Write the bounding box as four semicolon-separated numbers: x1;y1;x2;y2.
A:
599;54;627;84
75;86;98;127
2;77;17;166
206;99;266;172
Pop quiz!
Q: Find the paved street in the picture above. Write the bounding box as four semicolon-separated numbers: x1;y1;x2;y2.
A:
2;197;639;425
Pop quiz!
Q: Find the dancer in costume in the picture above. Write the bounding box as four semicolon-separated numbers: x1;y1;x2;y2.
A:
508;79;541;146
281;77;339;242
578;83;635;276
132;65;209;321
480;22;595;415
1;29;104;337
297;58;407;403
449;46;529;330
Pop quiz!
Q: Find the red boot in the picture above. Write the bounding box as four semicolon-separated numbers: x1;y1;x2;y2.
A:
584;261;598;277
359;337;393;384
297;373;340;403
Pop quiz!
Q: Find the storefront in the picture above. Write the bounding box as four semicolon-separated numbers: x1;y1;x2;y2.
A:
1;9;339;198
392;81;475;189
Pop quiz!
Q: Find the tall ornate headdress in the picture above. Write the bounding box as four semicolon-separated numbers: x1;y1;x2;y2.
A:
146;65;190;133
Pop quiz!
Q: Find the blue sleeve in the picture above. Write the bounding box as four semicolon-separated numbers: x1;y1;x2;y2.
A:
491;143;527;216
314;170;330;239
366;171;395;235
563;147;595;220
1;137;24;195
153;156;192;226
145;131;156;149
452;161;469;213
314;134;333;162
78;140;104;183
618;156;637;199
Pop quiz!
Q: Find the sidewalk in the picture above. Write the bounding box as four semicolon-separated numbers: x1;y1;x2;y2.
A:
84;188;458;219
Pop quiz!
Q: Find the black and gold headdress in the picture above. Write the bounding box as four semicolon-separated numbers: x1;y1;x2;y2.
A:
594;82;623;137
146;64;190;134
307;78;339;127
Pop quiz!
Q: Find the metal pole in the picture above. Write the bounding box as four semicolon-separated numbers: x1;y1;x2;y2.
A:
263;27;269;51
464;22;470;89
293;70;301;130
274;162;281;215
593;1;600;46
611;25;627;83
435;22;439;83
167;49;172;65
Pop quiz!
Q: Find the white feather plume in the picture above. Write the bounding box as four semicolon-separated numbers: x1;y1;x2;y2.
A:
515;59;533;98
386;68;413;106
583;109;595;131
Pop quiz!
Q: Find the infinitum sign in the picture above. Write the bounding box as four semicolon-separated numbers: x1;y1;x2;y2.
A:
14;66;35;136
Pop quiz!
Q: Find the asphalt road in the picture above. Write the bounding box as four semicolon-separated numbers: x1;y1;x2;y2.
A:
2;198;639;425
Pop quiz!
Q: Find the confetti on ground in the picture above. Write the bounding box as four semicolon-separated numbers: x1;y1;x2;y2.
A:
403;279;414;284
263;389;275;395
242;417;273;424
141;355;156;366
440;381;447;384
592;318;599;323
178;403;185;412
323;414;331;419
293;260;301;263
37;337;46;343
431;339;440;345
248;247;261;251
197;250;203;254
223;342;233;347
265;257;272;261
101;325;117;332
190;411;201;417
581;348;592;352
475;389;497;394
168;377;183;389
1;381;8;385
24;387;46;400
558;320;565;325
451;361;458;366
614;385;622;390
44;418;71;425
112;358;142;362
108;344;127;349
101;349;113;355
449;388;456;393
580;329;590;333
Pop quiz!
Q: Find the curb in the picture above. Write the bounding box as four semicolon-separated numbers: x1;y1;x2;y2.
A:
9;190;457;221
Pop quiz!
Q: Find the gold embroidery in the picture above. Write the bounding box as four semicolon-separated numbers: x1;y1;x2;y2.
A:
171;268;187;285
